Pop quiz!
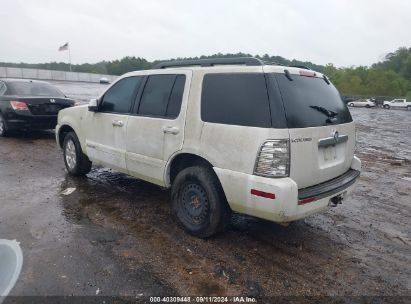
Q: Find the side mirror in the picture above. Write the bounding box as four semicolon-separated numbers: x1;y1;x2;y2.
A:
88;98;98;112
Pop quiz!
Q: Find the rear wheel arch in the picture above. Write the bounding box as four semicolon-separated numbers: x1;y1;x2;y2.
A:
168;154;232;237
167;153;215;186
167;152;230;209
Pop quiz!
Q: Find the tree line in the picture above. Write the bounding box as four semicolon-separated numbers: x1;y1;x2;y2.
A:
324;47;411;99
1;47;410;98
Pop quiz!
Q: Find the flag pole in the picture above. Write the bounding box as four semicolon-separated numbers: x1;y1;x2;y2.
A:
68;43;72;72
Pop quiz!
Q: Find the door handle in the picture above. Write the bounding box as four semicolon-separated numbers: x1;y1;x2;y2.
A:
162;126;179;135
112;120;124;127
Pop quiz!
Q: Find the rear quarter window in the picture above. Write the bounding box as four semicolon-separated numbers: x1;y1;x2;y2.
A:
201;73;272;128
272;73;352;128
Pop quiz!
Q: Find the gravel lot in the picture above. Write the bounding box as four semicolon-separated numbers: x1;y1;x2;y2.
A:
0;81;410;303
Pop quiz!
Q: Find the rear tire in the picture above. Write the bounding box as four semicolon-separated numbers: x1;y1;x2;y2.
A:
0;113;9;137
171;166;231;238
407;106;411;111
63;132;92;176
383;105;390;109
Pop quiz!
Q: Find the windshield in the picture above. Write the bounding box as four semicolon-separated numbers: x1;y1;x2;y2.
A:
7;82;65;97
270;73;352;128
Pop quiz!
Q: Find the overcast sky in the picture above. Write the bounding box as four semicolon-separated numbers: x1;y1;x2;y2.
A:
0;0;409;67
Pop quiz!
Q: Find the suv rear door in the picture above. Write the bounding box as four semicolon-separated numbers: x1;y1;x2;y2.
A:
125;71;191;186
269;71;355;188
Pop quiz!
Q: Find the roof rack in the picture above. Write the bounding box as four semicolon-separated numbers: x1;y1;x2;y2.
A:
152;57;264;69
290;65;311;70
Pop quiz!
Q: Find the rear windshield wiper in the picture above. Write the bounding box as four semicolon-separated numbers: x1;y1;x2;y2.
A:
310;105;338;123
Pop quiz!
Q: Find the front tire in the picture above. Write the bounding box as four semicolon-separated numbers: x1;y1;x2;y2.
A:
383;105;390;109
349;103;354;107
407;106;411;111
171;166;231;238
0;113;9;137
63;132;92;176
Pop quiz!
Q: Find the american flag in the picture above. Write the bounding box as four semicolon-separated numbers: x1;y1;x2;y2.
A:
58;42;69;51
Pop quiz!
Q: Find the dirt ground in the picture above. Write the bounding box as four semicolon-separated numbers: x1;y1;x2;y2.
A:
0;84;410;303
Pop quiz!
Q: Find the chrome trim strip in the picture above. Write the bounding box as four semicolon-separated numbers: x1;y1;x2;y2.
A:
318;134;348;147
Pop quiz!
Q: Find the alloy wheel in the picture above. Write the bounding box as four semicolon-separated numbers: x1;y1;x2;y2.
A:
65;139;77;170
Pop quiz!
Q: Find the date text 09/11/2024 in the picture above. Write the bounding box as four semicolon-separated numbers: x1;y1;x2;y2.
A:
149;296;257;303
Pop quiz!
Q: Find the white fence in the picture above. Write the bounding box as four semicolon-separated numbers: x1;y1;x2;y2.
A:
0;66;118;83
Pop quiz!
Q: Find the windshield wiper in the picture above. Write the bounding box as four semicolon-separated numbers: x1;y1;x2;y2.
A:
310;105;338;123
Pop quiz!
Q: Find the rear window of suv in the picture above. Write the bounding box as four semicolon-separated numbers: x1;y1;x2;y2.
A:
271;73;352;128
201;72;352;129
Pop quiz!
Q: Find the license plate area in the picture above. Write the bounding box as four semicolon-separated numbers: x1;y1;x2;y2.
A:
43;104;60;113
323;145;337;161
29;104;61;115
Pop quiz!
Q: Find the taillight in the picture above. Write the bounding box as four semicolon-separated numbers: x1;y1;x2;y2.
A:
254;140;290;178
73;101;81;106
10;101;29;111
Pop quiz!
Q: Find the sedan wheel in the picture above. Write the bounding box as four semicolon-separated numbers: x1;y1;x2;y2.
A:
0;114;8;137
349;103;354;107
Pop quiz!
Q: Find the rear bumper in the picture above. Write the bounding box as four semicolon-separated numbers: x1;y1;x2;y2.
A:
5;115;57;131
214;156;361;223
298;169;360;201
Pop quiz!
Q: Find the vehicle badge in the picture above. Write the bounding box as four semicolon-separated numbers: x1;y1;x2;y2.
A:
50;99;56;103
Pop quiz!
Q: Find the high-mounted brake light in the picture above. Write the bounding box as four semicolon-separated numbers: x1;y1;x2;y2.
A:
10;101;29;111
299;70;316;77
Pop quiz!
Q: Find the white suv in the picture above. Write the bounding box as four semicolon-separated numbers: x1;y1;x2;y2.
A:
56;58;361;237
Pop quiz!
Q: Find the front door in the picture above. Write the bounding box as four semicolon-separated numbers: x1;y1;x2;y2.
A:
85;76;143;172
126;72;191;186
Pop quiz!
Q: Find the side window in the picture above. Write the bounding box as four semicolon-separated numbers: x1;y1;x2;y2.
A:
138;74;185;118
100;76;142;113
0;82;6;96
166;75;185;118
201;73;271;128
